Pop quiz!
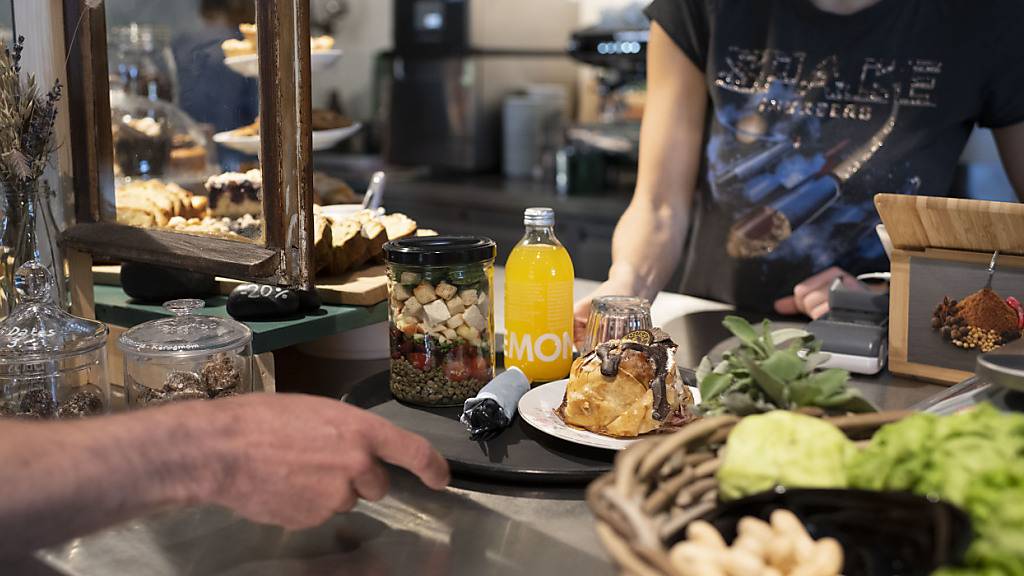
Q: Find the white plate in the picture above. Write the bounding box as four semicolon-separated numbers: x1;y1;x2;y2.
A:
224;49;343;78
518;379;702;451
213;123;362;155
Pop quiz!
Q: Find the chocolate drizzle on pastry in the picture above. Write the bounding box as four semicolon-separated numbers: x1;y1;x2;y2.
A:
594;329;675;420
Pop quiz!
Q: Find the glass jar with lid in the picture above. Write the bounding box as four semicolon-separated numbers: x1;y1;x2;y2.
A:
384;236;497;406
119;299;253;408
0;261;110;419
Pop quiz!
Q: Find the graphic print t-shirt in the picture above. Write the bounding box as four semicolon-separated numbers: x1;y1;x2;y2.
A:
646;0;1024;312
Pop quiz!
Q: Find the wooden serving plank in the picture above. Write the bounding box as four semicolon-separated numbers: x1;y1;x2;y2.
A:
875;194;1024;255
92;264;389;307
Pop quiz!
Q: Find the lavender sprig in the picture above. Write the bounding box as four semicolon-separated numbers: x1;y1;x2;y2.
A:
0;36;63;196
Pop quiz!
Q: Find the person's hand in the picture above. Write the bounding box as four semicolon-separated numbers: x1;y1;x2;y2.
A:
573;278;641;347
196;394;449;530
773;266;863;320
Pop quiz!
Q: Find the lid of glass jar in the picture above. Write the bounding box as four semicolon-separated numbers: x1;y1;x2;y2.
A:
383;236;496;267
118;299;252;357
0;261;109;362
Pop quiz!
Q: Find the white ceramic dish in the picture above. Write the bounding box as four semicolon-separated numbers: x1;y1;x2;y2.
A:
224;49;343;78
213;123;362;155
518;378;702;451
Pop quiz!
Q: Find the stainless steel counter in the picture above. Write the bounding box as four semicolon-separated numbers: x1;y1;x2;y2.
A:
26;308;947;576
37;473;610;576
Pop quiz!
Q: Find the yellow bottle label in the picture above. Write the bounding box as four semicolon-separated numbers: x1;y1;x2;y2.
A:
504;240;574;383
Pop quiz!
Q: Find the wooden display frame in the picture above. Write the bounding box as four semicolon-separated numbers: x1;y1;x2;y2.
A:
889;249;1024;385
60;0;315;288
877;193;1024;386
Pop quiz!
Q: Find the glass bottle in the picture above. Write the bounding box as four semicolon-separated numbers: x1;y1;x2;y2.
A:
1;179;68;315
504;208;575;382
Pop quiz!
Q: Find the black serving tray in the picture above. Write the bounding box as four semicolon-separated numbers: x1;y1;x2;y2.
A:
345;371;614;484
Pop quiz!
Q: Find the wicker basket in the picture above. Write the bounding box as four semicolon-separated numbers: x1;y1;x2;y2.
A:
585;410;911;576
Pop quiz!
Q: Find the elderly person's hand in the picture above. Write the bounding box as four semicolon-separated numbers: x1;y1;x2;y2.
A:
201;394;450;529
0;393;449;558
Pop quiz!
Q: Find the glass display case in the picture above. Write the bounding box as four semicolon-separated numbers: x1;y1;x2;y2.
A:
119;299;253;407
0;262;109;419
61;0;319;288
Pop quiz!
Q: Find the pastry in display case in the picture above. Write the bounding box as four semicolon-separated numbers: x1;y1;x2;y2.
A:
220;23;336;59
214;109;361;155
119;299;253;408
111;91;215;182
115;179;209;228
221;23;342;78
205;169;263;218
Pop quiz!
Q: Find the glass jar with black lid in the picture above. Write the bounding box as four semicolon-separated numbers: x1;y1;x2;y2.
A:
384;236;496;406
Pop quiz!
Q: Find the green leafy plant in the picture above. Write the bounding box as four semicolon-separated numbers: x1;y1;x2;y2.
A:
695;316;875;416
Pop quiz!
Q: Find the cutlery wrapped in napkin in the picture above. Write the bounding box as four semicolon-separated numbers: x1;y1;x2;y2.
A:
461;367;530;440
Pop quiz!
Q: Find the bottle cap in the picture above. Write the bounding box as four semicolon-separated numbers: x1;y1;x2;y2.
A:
524;207;555;227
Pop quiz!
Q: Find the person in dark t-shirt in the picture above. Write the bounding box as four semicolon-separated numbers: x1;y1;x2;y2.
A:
574;0;1024;337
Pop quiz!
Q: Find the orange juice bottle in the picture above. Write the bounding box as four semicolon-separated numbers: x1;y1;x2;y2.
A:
504;208;574;382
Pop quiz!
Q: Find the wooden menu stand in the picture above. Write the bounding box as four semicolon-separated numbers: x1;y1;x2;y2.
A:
876;194;1024;385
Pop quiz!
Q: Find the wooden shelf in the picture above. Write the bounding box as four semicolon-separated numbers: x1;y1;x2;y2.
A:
93;285;387;355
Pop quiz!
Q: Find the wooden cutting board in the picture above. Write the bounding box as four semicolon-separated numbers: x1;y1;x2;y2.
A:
875;194;1024;255
92;264;389;307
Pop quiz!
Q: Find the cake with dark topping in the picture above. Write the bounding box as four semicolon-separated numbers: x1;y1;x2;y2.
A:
204;169;262;218
558;328;697;438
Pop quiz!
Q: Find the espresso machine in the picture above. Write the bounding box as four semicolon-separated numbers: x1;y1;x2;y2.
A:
381;0;578;172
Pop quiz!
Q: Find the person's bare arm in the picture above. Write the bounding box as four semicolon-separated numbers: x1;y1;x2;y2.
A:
574;22;707;342
994;122;1024;200
0;394;449;558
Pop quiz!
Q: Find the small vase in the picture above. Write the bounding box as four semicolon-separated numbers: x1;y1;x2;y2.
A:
1;179;69;315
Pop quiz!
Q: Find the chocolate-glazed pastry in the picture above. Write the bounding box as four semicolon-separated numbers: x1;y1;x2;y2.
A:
559;329;696;438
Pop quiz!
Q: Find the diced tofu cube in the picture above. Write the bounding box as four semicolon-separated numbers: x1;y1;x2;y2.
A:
477;292;489;317
446;313;465;329
456;324;481;345
443;328;458;340
435;281;457;301
396;316;418;335
437;335;448;345
446;298;465;315
413;282;437;304
400;272;421;285
423;299;452;327
403;296;424;318
459;289;478;306
463;304;487;332
392;284;412;301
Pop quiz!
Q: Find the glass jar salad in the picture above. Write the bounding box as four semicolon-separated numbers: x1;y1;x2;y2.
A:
384;236;496;406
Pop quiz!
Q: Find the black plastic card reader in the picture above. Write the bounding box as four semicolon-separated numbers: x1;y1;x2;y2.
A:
807;277;889;375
